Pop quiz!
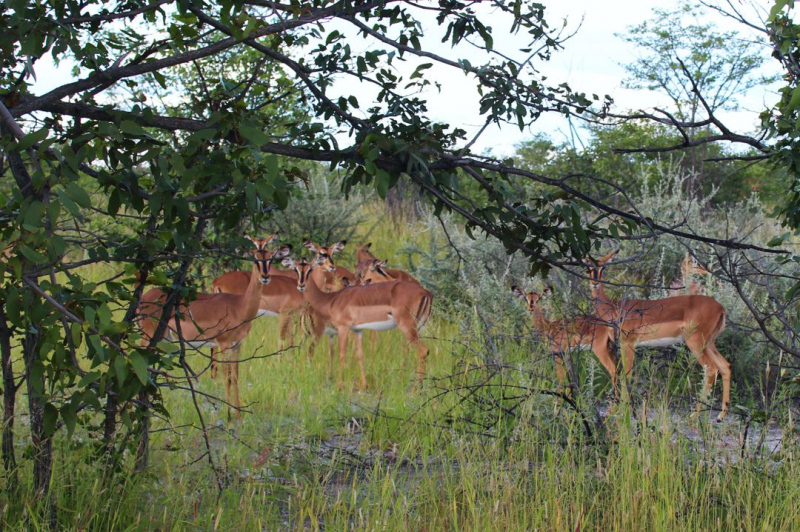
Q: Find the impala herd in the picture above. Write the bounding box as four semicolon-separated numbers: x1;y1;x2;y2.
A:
137;235;730;421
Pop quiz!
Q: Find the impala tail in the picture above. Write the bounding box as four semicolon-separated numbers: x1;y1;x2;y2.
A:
415;293;433;330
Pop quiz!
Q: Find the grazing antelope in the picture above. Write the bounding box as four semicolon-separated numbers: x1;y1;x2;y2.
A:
355;243;419;284
669;252;710;297
585;250;731;420
137;234;281;418
283;256;433;390
211;238;299;359
511;286;615;392
303;241;355;292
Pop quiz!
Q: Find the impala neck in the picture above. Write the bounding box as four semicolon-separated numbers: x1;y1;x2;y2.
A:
528;304;551;333
591;282;611;307
243;261;265;318
303;271;335;316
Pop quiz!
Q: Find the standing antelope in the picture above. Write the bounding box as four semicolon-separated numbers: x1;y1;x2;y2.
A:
137;234;280;418
511;286;615;392
211;238;299;358
585;250;731;420
283;256;433;390
355;243;419;284
669;252;711;297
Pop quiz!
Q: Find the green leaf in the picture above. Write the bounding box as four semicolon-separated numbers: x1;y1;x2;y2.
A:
97;303;112;325
65;182;92;208
61;405;77;438
44;403;59;436
788;85;800;112
239;124;270;147
376;169;390;199
70;322;83;348
18;244;48;264
129;352;149;385
23;200;45;229
119;120;148;136
114;355;128;383
17;128;49;150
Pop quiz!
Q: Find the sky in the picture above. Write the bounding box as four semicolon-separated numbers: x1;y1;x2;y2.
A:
30;0;779;157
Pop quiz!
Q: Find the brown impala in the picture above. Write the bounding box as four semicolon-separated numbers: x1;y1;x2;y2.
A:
669;252;711;297
211;237;299;356
585;250;731;420
355;242;419;284
138;235;283;418
282;256;433;391
512;286;614;393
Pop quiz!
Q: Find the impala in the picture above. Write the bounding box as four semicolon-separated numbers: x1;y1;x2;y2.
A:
669;252;710;297
355;243;419;284
585;250;731;420
211;238;299;360
512;286;615;392
137;234;280;418
304;240;355;292
283;256;433;390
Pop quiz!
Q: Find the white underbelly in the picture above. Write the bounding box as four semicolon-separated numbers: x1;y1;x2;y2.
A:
351;317;397;332
165;331;219;349
555;343;592;354
256;309;279;317
637;336;683;348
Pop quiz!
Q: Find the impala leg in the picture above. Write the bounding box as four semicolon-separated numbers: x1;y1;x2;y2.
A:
397;318;428;381
355;331;367;391
210;347;219;380
617;341;636;403
554;353;570;397
592;332;618;393
277;312;291;352
224;344;242;420
336;328;349;390
707;344;731;421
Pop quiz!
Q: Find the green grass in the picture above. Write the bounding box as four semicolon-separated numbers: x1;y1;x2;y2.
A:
1;211;798;531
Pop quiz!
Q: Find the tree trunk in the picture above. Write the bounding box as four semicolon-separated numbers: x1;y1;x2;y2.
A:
24;328;56;525
0;305;17;489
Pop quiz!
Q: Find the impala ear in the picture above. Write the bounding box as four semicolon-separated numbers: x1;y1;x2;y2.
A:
304;240;317;252
378;260;387;269
341;278;351;287
598;249;619;264
363;278;372;285
281;257;296;269
582;257;595;267
265;233;277;244
369;259;379;271
365;242;372;249
331;240;347;253
273;245;292;259
542;287;553;297
511;286;525;298
245;235;257;245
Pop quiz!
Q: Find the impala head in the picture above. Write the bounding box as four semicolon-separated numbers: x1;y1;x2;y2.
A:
246;234;279;284
583;249;618;291
511;286;552;313
358;259;394;285
304;240;347;273
681;253;710;277
356;242;377;261
282;257;315;292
